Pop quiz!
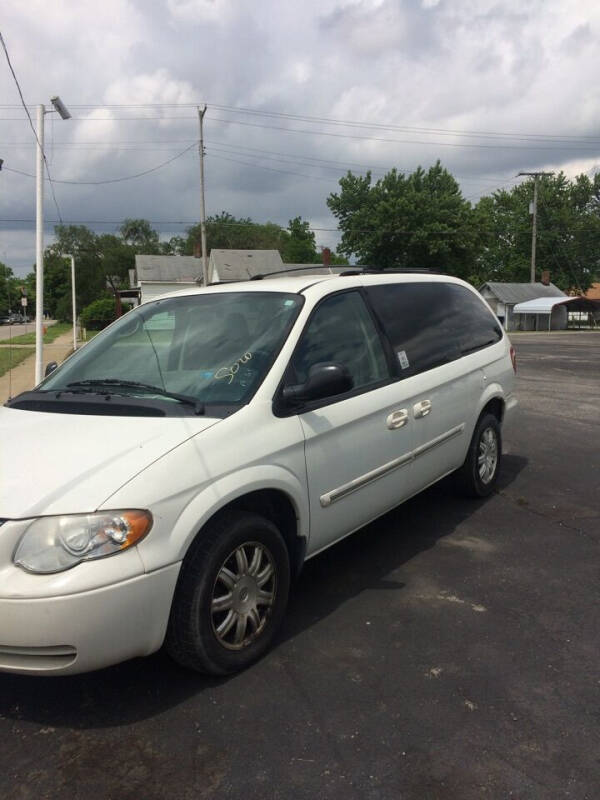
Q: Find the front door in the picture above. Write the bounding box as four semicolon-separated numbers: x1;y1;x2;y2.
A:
284;290;415;556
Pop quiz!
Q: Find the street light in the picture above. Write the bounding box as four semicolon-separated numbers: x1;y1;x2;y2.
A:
63;253;77;351
50;96;71;120
35;95;71;384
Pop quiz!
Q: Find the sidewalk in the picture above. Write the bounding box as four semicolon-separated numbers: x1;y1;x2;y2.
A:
0;330;76;403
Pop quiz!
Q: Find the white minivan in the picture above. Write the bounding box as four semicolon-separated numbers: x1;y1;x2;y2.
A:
0;272;516;675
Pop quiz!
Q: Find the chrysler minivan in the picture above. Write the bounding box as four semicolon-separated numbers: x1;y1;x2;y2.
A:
0;271;516;675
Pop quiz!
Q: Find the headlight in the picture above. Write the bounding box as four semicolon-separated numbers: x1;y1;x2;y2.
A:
14;510;153;574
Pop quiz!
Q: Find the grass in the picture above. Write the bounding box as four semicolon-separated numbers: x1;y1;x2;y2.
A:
0;322;72;346
0;347;35;378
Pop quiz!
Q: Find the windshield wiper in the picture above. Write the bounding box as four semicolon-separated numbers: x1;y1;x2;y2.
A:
62;379;205;415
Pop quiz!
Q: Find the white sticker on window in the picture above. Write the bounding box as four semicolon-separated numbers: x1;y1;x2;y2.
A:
397;350;410;370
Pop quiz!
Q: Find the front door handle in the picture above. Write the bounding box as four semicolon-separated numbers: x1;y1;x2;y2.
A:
413;399;432;418
387;409;408;430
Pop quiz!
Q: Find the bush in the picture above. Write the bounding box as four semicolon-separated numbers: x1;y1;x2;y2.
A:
79;298;117;331
55;294;73;323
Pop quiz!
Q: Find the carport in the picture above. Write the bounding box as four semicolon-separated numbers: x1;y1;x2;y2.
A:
513;296;600;331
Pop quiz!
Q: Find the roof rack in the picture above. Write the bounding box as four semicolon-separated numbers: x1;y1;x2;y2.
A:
249;265;339;281
338;267;445;276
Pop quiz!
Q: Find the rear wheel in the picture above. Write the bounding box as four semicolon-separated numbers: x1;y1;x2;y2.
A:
457;412;501;498
166;510;290;675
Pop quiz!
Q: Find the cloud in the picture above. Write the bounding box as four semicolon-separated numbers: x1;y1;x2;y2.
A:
0;0;599;275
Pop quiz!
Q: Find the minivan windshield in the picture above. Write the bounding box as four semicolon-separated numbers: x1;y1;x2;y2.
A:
39;291;303;413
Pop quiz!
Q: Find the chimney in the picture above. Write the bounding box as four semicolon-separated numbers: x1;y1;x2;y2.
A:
322;247;331;267
541;270;550;286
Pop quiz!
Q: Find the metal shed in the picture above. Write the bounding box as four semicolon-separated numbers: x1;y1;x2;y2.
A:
514;296;600;330
479;282;566;331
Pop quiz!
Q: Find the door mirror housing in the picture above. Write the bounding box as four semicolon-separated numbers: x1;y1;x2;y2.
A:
282;362;353;406
44;361;58;377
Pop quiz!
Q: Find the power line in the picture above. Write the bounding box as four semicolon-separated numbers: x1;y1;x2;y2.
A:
2;142;197;185
4;108;600;152
205;116;600;152
4;100;600;143
206;141;518;184
0;30;63;223
208;151;337;183
0;136;521;183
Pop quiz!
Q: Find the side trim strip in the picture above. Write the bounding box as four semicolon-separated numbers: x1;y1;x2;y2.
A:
319;423;465;508
412;423;465;459
320;452;413;507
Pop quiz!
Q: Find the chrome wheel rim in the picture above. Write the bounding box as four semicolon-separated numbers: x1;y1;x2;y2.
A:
478;427;498;484
210;541;276;650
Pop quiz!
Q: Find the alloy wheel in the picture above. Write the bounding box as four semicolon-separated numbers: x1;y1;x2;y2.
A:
210;542;276;650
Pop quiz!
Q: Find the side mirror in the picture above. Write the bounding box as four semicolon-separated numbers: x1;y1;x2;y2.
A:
44;361;58;377
282;362;353;406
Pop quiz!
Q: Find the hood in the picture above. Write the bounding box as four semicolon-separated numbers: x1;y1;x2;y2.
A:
0;407;220;519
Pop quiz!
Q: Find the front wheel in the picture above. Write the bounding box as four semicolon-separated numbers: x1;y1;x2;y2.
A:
166;510;290;675
456;412;502;498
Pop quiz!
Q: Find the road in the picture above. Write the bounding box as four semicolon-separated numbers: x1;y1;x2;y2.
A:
0;320;56;342
1;332;599;799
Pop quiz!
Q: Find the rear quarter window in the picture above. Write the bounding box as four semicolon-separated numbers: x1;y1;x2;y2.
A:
365;282;502;378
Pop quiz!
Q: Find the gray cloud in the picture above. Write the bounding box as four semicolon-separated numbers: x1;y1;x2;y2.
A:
1;0;599;276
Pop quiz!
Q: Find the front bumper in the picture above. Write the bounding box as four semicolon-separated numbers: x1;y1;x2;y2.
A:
0;563;180;675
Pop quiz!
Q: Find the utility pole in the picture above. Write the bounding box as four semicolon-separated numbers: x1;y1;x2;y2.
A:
35;96;71;385
35;104;45;384
517;171;554;283
197;105;209;286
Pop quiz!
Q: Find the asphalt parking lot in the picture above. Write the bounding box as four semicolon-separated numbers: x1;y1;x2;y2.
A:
1;332;598;800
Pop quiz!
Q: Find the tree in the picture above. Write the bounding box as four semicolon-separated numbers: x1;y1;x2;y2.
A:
327;161;477;278
185;212;289;254
160;235;186;255
0;262;23;314
281;217;320;263
119;218;160;253
185;212;347;265
42;251;71;318
475;172;600;291
51;225;106;310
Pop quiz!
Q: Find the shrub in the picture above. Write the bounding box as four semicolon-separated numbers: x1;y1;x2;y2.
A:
79;298;117;331
55;294;73;323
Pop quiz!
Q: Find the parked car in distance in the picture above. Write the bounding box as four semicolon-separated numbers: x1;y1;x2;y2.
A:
0;312;25;325
0;271;517;676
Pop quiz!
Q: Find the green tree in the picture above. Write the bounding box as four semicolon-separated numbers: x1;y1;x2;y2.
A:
0;262;23;314
327;161;477;277
51;225;106;310
42;251;71;318
475;172;600;291
185;212;289;253
281;217;320;263
119;218;160;252
159;235;186;255
185;212;347;265
79;298;117;331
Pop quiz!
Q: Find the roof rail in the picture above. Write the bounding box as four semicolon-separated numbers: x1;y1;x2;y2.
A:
249;265;338;281
339;267;445;276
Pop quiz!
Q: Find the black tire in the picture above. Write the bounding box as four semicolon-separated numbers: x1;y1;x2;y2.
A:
456;412;502;498
166;510;290;675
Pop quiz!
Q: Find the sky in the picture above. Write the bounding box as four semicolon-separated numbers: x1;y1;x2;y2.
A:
1;0;599;276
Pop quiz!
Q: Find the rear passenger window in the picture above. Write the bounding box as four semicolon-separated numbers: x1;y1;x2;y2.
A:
366;282;502;378
291;291;390;391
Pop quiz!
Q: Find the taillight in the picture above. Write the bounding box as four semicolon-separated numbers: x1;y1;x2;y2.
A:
510;345;517;374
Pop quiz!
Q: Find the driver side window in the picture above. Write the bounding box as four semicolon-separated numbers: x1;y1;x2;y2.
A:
291;291;390;390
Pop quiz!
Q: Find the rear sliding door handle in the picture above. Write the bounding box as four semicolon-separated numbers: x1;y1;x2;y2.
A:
387;409;408;429
413;399;432;418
